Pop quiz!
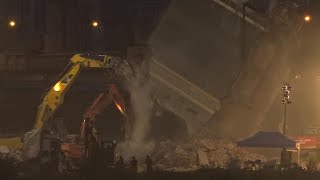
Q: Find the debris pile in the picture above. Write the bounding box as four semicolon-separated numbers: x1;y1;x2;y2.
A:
152;137;265;171
0;146;22;162
0;146;10;154
152;140;197;171
7;150;22;162
21;129;42;160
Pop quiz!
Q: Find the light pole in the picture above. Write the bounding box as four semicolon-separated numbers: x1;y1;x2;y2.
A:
281;83;292;136
280;83;292;165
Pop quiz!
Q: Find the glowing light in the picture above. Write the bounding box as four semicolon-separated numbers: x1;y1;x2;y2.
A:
53;82;62;92
304;15;311;22
115;102;125;114
9;20;16;28
91;20;99;27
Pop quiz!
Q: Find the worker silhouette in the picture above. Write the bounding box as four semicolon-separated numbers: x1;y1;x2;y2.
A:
130;156;138;173
145;155;153;173
116;155;125;168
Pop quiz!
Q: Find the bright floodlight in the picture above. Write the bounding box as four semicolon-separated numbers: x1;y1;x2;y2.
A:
9;20;16;28
304;15;311;22
91;20;99;28
53;82;62;92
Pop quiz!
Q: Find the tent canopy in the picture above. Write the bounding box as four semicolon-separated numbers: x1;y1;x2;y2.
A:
237;131;296;148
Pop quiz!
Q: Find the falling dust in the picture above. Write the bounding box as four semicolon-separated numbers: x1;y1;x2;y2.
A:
117;69;155;160
149;0;297;138
211;36;294;139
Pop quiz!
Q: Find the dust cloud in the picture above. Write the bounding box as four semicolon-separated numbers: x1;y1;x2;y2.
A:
117;69;155;160
149;0;302;139
212;36;294;139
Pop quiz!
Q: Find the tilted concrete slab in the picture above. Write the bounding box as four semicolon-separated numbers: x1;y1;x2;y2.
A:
148;0;269;134
149;58;221;134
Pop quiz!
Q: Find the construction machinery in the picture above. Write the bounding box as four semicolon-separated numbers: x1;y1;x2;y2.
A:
0;54;132;164
81;83;127;163
61;83;128;167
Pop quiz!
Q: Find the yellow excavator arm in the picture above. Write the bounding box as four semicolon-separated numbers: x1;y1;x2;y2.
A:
34;54;117;129
0;54;124;150
0;54;133;149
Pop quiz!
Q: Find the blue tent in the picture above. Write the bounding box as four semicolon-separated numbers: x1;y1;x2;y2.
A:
237;131;296;148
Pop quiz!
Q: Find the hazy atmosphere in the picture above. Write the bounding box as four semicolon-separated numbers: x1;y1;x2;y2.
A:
1;0;320;179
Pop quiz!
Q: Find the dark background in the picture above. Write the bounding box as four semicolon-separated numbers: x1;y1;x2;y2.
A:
1;0;320;139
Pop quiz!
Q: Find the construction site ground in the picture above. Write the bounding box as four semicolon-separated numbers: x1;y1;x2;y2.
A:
1;159;320;180
1;136;320;180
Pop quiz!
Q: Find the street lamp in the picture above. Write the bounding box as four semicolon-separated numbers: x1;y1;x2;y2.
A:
304;15;311;23
91;20;99;28
8;20;16;28
280;83;293;165
281;83;292;136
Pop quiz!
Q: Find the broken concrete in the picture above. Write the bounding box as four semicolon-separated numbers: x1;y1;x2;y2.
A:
149;59;221;135
151;137;265;171
0;146;9;154
22;129;42;160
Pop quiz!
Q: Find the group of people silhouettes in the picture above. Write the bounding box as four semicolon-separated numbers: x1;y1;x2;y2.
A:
115;155;153;173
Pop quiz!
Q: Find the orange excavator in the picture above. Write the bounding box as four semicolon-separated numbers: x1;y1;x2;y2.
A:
61;83;128;167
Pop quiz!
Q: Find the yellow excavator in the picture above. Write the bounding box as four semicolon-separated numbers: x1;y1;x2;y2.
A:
0;54;133;162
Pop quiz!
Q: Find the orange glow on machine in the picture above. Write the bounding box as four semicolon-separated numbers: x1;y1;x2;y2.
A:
115;101;125;114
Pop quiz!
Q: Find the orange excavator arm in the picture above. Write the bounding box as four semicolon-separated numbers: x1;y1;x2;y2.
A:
83;84;125;121
83;93;112;121
80;84;126;139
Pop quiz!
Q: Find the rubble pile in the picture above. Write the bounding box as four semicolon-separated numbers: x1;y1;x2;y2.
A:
196;138;266;168
152;137;265;171
22;129;42;160
152;140;198;170
6;150;22;162
0;146;22;163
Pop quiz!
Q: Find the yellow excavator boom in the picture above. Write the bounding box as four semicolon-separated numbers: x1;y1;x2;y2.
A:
0;54;122;150
34;54;115;129
0;137;23;149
